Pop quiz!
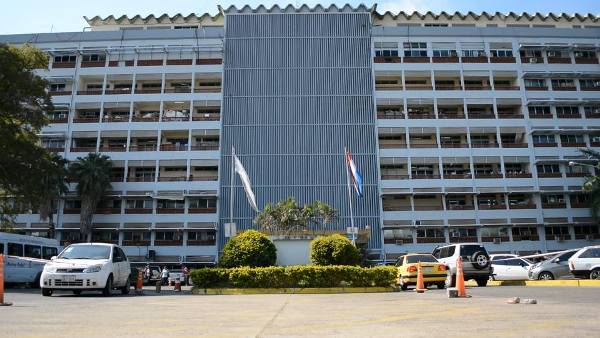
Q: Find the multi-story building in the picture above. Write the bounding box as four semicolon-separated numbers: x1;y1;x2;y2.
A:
2;4;600;265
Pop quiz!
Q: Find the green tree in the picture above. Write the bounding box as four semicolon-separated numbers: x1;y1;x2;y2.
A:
578;148;600;218
0;43;59;225
70;153;112;242
310;234;360;266
36;154;69;238
219;230;277;268
254;197;338;234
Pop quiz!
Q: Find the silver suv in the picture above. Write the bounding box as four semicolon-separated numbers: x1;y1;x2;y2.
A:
433;243;493;287
528;250;577;280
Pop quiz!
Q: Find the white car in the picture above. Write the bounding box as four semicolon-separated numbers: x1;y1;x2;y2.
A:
490;254;532;280
40;243;131;296
568;245;600;280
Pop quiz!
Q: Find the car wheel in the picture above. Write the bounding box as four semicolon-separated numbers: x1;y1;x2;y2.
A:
41;288;52;297
73;290;82;295
399;277;408;291
445;274;456;288
590;269;600;280
471;251;490;270
122;275;131;295
102;275;113;297
476;278;488;287
538;272;554;280
436;283;445;289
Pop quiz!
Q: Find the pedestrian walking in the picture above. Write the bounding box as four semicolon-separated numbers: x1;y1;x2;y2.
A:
144;264;151;282
161;266;169;286
183;266;190;285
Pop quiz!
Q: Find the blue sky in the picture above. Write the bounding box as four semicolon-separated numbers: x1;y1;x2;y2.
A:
1;0;599;34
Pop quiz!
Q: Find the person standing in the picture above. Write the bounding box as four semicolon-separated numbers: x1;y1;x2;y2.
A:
183;266;190;285
161;266;169;286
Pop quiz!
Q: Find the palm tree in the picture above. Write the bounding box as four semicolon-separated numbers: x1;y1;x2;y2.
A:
37;154;68;239
70;153;112;242
578;148;600;218
254;197;338;235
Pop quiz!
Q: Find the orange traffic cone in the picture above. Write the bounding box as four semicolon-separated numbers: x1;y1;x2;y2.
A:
0;254;13;306
136;269;144;295
415;262;427;293
456;256;468;298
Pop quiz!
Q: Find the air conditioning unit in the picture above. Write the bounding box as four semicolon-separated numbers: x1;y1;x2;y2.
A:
529;57;538;63
493;238;502;244
395;240;404;246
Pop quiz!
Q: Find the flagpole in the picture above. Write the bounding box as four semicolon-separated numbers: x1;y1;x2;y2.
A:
230;147;235;227
344;147;356;246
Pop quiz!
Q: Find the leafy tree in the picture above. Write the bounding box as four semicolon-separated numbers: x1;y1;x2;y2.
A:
36;154;69;238
219;230;277;268
579;148;600;218
0;43;59;224
254;197;338;234
310;234;360;266
70;153;112;242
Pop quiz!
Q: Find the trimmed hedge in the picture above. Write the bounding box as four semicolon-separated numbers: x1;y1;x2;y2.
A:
219;230;277;268
310;234;360;266
190;265;397;289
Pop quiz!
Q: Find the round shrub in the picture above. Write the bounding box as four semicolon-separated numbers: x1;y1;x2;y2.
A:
310;234;360;266
219;230;277;268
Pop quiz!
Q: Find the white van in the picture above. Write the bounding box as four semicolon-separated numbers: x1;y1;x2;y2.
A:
568;245;600;279
0;232;60;285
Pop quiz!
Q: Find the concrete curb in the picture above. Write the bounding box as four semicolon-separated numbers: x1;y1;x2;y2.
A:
191;287;398;295
465;280;600;287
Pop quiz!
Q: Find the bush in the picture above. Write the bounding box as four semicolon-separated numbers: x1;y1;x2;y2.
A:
219;230;277;268
310;234;360;266
190;265;397;289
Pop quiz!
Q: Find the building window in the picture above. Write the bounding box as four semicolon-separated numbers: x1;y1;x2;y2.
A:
53;55;76;63
580;79;600;89
123;231;150;242
403;42;427;57
525;79;546;88
82;54;106;62
374;42;398;57
432;43;457;57
49;83;66;92
560;134;584;143
528;106;551;115
556;106;579;115
536;164;560;174
189;198;217;209
157;199;184;209
489;49;513;57
542;194;565;204
551;79;575;88
532;135;555;144
574;50;596;58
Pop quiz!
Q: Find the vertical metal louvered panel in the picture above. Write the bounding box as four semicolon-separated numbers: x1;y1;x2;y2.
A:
218;12;382;252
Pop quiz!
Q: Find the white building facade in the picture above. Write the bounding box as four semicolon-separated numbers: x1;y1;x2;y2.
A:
2;5;600;264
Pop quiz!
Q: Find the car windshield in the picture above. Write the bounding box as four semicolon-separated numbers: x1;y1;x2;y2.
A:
406;255;438;264
58;245;111;260
170;270;182;274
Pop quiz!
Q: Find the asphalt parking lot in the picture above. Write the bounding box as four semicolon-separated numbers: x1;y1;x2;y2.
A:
1;286;599;337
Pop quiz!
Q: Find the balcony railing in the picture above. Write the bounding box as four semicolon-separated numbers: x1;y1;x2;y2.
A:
409;143;438;148
474;173;503;179
154;240;183;246
196;58;222;65
132;116;159;122
525;86;548;91
542;203;567;209
103;115;130;123
135;88;162;94
375;84;403;91
464;85;491;90
137;60;164;66
191;143;219;151
498;112;524;119
529;114;553;119
47;117;69;123
461;56;488;63
575;57;599;64
188;207;217;214
414;205;443;211
382;205;411;211
432;56;459;63
72;117;100;123
156;208;185;214
438;113;465;119
443;173;471;179
373;56;402;63
380;174;409;180
441;143;468;148
533;142;558;147
95;208;121;214
547;57;571;64
502;143;528;148
157;176;187;182
449;236;477;243
537;172;562;178
467;112;495;119
194;86;221;93
160;144;188;151
127;176;155;182
471;143;499;148
405;84;433;90
570;203;589;208
70;146;96;152
416;237;445;244
166;59;193;65
477;204;506;210
105;88;132;95
581;86;600;92
552;86;577;91
407;113;436;119
124;208;152;214
566;172;588;178
378;142;407;149
187;239;217;246
77;90;103;95
188;174;219;181
411;174;441;179
122;240;151;246
511;235;539;241
490;56;516;63
81;61;106;68
561;142;586;148
52;62;76;69
162;116;190;122
129;145;157;152
557;113;581;119
509;203;536;209
435;84;462;90
100;145;127;152
447;205;475;210
505;172;532;178
493;84;520;91
403;56;430;63
193;113;220;121
481;236;510;243
164;87;192;93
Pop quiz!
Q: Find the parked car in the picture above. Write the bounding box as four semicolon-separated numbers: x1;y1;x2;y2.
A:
528;249;577;280
433;243;493;287
490;254;532;280
167;269;188;285
568;245;600;279
395;254;447;290
40;243;131;297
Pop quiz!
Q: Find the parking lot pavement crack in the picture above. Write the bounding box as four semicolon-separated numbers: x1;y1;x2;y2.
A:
255;295;291;338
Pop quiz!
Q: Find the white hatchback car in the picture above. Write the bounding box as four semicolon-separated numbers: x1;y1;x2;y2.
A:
568;245;600;280
40;243;131;296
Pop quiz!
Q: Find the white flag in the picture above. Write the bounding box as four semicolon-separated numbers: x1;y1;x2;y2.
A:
233;154;259;212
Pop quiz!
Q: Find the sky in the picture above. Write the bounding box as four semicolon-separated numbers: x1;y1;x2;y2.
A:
0;0;599;34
